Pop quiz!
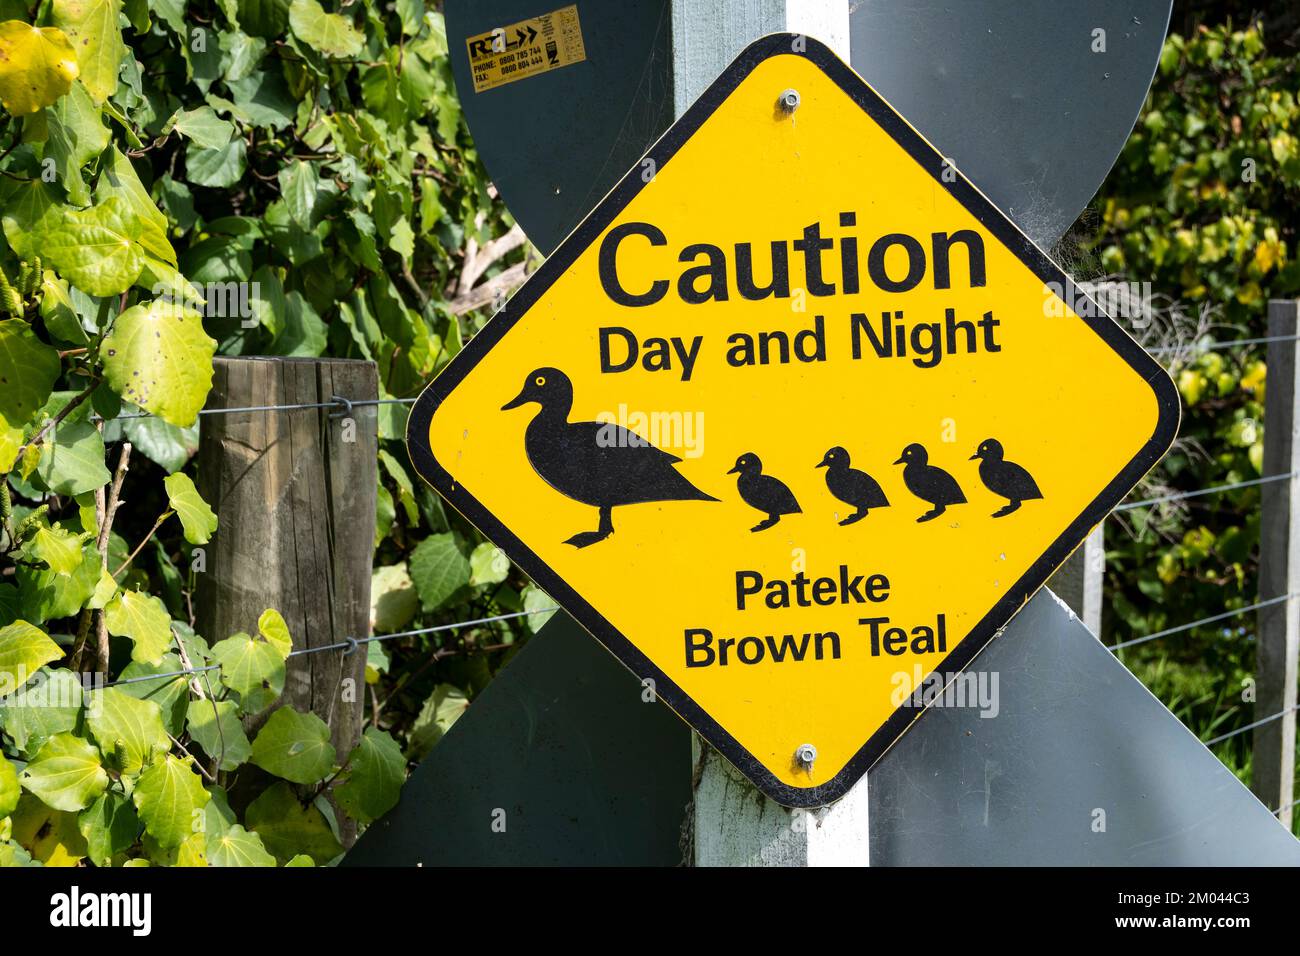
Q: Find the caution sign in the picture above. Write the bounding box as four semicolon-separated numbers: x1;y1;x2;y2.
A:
408;35;1179;807
465;4;587;93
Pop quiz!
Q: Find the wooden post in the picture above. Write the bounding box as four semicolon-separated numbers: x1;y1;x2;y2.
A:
1048;524;1105;636
1253;301;1300;820
195;357;379;843
671;0;862;866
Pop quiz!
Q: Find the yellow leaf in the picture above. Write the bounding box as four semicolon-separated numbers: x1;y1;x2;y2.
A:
51;0;124;104
0;21;79;115
10;792;87;865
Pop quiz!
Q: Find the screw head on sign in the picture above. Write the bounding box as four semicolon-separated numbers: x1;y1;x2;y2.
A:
795;743;817;768
778;88;801;113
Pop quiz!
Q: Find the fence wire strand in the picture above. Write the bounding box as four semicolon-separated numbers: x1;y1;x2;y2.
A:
1114;473;1295;512
1150;332;1300;355
1203;705;1300;747
1108;594;1295;651
93;396;417;424
104;606;559;689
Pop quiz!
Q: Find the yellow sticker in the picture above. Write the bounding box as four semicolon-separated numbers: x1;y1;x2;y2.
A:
408;35;1178;807
465;5;587;93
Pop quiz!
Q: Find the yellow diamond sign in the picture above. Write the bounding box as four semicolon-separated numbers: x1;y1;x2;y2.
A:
408;35;1179;807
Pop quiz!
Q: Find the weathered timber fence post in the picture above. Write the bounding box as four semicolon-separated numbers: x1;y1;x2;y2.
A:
1048;525;1105;636
1253;301;1300;821
195;356;379;844
671;0;863;867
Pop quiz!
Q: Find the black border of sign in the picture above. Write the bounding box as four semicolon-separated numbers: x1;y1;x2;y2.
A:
406;33;1182;808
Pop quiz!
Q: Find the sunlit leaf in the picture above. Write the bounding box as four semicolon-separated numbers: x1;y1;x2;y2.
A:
163;472;217;544
102;297;216;427
19;732;107;812
250;706;335;784
0;21;79;115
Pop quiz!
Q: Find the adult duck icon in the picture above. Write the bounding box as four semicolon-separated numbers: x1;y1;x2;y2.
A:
971;438;1043;517
816;446;889;525
501;367;717;548
894;443;966;523
728;453;801;532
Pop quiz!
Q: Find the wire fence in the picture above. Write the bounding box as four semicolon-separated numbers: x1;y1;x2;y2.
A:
1148;332;1300;355
89;331;1298;820
92;395;418;425
105;607;559;690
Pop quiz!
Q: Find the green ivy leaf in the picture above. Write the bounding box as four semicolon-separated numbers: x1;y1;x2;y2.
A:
250;706;335;784
164;105;234;150
0;21;79;115
0;667;84;751
51;0;127;103
0;319;61;472
86;686;170;776
96;147;176;266
206;823;275;866
523;584;557;633
43;196;145;296
33;419;111;495
151;0;185;34
289;0;363;58
78;790;139;865
163;472;217;544
406;683;468;762
102;297;216;427
186;137;247;187
0;179;59;259
0;751;19;818
185;698;251;771
17;543;100;624
132;754;209;849
408;533;469;611
211;632;284;714
20;732;108;812
238;0;290;37
245;781;342;864
26;526;86;574
468;541;509;587
370;563;417;632
256;607;292;659
102;413;199;473
44;79;108;205
0;620;62;692
335;728;404;825
104;590;174;665
114;653;189;736
278;159;319;226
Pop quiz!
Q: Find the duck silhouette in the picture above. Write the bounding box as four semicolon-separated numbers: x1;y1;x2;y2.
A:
816;446;889;525
894;443;966;523
971;438;1043;517
502;367;717;548
728;453;801;532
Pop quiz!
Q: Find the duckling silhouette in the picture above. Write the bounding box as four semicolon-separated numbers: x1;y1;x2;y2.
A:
728;453;801;532
971;438;1042;517
816;446;889;525
502;367;717;548
893;443;966;523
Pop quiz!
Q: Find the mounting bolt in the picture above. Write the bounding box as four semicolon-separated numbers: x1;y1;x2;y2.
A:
778;88;801;113
795;743;817;768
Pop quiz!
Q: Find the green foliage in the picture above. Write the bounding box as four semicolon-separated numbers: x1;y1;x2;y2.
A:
1;5;530;804
0;0;504;855
1089;19;1300;819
